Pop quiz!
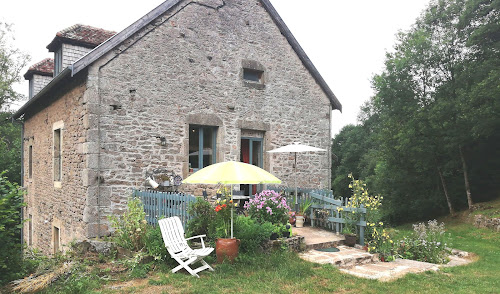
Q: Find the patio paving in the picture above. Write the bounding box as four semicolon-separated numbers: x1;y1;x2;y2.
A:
292;226;345;250
299;245;378;268
293;226;474;281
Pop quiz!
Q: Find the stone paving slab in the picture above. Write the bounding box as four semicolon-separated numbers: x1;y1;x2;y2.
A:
292;227;344;249
340;258;440;282
299;245;378;268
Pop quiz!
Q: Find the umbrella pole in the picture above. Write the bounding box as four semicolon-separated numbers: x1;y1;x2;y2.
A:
294;152;299;213
231;184;234;239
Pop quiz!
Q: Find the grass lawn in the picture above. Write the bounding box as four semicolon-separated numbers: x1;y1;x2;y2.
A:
37;215;499;294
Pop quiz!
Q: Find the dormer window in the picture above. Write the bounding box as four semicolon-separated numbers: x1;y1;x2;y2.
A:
54;48;62;76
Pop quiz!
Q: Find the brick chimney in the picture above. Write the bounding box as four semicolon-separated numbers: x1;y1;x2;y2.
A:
24;58;54;99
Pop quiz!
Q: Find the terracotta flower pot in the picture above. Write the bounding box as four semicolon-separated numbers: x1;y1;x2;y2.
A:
216;238;240;263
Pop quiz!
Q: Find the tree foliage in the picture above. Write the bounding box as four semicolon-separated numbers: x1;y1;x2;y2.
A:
0;111;21;184
0;22;30;110
0;172;25;285
332;0;500;223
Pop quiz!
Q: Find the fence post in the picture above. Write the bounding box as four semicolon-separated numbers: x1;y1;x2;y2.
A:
359;206;365;246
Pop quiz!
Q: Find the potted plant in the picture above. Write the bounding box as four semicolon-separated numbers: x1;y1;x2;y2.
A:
214;196;240;263
295;198;312;228
338;207;357;246
270;223;285;240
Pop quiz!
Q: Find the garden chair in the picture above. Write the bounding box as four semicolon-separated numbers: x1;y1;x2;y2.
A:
158;216;214;278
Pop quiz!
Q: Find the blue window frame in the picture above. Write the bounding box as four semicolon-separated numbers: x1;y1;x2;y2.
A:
189;125;217;171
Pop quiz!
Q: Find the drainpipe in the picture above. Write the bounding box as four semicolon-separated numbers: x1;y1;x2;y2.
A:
11;117;24;247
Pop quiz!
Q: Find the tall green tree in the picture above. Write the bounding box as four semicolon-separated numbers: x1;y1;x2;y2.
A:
0;22;29;110
0;112;21;184
332;0;500;223
0;22;29;184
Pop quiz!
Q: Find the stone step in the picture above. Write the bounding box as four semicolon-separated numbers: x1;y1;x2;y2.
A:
305;239;344;251
299;245;379;269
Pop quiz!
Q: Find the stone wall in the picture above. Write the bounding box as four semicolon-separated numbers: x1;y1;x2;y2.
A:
473;214;500;232
80;0;333;230
23;75;88;254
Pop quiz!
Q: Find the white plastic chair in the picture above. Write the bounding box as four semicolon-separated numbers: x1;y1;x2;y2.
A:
158;216;214;278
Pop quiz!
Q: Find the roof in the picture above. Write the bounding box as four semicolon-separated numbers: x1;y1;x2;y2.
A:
46;24;116;52
14;0;341;119
23;58;54;79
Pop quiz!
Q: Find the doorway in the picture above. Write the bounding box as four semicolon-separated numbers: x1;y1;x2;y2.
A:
240;137;263;196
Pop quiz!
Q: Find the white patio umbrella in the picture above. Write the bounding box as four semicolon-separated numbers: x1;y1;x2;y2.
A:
267;142;326;211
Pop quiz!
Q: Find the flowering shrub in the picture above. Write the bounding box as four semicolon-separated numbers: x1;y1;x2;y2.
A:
344;173;383;241
368;224;395;261
244;190;291;225
397;220;451;264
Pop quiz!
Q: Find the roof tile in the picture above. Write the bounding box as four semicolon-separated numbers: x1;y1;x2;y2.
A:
24;58;54;79
47;24;116;51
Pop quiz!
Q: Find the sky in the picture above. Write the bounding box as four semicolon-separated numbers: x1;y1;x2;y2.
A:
2;0;430;136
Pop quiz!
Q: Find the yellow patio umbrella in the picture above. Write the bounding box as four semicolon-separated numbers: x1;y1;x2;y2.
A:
182;161;282;238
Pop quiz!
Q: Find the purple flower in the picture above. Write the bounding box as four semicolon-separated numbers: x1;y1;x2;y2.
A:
266;206;273;215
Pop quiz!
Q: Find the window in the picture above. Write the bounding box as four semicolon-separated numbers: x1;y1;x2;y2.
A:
28;145;33;178
241;60;265;89
53;226;60;254
243;68;263;83
28;214;33;246
54;47;62;76
189;125;217;171
28;79;34;99
53;125;62;184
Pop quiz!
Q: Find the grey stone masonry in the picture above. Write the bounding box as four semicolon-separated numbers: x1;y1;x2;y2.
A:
79;0;333;235
23;75;88;255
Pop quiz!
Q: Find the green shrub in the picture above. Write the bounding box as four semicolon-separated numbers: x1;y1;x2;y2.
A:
397;219;451;264
108;197;148;251
186;198;216;240
144;224;169;261
0;172;25;285
234;215;274;253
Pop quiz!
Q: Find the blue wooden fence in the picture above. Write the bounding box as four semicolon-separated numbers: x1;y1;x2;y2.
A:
134;190;197;229
268;187;367;245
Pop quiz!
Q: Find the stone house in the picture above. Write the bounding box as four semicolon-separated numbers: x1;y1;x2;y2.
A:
13;0;342;254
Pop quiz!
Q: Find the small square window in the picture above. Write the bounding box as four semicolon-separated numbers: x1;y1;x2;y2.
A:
243;68;263;83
